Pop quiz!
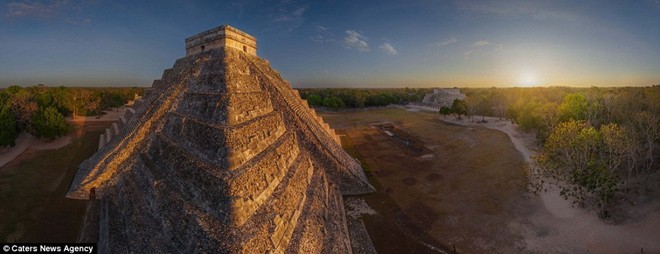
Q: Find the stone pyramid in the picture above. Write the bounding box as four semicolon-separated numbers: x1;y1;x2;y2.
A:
67;25;374;253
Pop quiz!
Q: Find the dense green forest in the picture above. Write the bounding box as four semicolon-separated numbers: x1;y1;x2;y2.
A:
298;88;431;108
0;85;143;147
448;86;659;217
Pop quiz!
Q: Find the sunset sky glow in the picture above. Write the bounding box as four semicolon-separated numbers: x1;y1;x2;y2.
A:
1;0;659;88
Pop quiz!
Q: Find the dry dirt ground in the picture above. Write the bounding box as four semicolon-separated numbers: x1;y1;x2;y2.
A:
443;116;660;254
323;108;660;254
322;108;531;253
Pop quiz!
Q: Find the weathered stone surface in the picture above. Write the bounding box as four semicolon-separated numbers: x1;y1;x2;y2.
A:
422;88;466;108
67;25;374;253
185;25;257;56
98;134;105;151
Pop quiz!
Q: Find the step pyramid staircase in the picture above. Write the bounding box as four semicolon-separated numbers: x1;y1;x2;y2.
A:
68;26;374;253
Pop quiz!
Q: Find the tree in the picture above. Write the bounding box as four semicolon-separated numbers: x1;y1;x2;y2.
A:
451;99;467;119
533;102;559;141
464;95;480;121
84;91;102;116
32;106;70;139
305;94;323;106
10;89;39;133
513;98;541;131
631;111;659;180
490;88;506;120
5;85;22;95
537;120;618;217
476;95;492;122
599;123;635;184
439;106;452;118
322;96;345;109
0;106;18;147
51;86;71;114
558;93;588;121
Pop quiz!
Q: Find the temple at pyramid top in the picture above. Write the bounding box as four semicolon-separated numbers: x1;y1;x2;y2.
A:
185;25;257;56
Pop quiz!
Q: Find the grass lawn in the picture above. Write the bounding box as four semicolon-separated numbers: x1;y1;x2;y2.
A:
0;125;107;242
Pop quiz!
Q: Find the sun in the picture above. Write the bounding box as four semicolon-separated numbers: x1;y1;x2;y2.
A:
518;71;538;87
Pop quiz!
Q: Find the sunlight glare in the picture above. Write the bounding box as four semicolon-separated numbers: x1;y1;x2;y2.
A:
519;71;538;87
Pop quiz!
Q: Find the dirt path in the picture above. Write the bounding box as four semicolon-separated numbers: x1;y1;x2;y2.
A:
0;107;127;169
440;115;660;254
0;133;35;169
66;107;128;123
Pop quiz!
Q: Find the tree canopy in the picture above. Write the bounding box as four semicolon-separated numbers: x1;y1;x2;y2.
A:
299;88;429;109
0;106;18;147
32;106;69;139
0;85;143;146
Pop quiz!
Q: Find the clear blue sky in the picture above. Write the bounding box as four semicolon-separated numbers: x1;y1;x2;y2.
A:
1;0;659;88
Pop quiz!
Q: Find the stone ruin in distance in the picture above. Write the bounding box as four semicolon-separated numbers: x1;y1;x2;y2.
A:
67;24;374;253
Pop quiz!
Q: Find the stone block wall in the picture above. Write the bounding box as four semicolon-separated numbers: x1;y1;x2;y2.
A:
422;88;466;107
161;111;286;170
185;25;257;56
291;89;342;145
147;133;233;223
175;91;273;125
230;132;299;226
241;51;374;195
240;154;314;253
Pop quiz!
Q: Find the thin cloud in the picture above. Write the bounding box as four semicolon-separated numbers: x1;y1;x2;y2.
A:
471;40;490;47
273;6;307;22
465;40;491;59
5;0;69;18
5;0;67;19
272;4;308;32
458;1;578;22
434;37;457;47
4;0;92;24
464;50;474;59
310;25;334;43
379;43;398;55
344;30;370;52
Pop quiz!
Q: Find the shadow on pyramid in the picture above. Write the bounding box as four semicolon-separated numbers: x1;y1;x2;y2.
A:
67;25;374;253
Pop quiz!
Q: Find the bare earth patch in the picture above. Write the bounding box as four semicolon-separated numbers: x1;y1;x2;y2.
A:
323;108;660;253
322;108;528;253
442;116;660;254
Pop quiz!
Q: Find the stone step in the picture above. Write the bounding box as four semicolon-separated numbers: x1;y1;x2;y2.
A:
116;118;124;130
105;128;112;142
162;111;286;171
134;99;143;109
98;134;105;150
151;79;163;89
112;123;120;136
125;108;136;121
